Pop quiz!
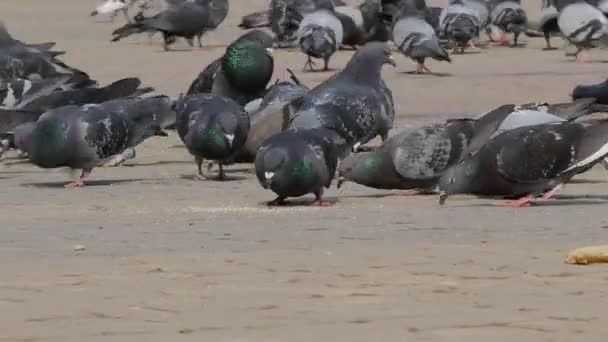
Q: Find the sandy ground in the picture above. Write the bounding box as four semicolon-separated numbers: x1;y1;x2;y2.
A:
2;0;608;341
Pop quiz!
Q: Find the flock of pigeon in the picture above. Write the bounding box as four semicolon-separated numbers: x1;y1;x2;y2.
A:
1;0;608;207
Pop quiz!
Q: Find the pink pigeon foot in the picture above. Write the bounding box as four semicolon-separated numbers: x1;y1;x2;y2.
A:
499;196;533;207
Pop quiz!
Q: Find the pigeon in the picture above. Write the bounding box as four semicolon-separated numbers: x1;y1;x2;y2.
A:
233;79;309;162
556;0;608;62
439;0;482;53
239;10;271;29
487;0;528;46
0;76;74;110
334;0;385;48
298;4;344;71
91;0;136;22
0;23;93;84
175;94;249;180
255;127;339;206
187;31;274;106
425;6;444;33
285;42;396;157
538;0;560;50
337;119;476;193
111;0;229;50
19;77;153;116
438;120;608;206
392;1;451;73
572;78;608;104
464;0;490;29
25;100;173;187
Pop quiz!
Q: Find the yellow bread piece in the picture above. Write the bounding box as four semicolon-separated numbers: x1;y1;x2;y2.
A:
565;245;608;265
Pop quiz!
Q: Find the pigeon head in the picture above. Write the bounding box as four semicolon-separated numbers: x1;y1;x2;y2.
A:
189;112;235;159
256;142;316;192
438;155;480;205
223;40;274;94
28;117;70;168
337;151;382;188
343;42;396;81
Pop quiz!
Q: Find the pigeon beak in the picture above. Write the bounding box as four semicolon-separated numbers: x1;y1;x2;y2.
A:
438;191;448;205
224;134;235;146
337;176;345;189
387;54;397;67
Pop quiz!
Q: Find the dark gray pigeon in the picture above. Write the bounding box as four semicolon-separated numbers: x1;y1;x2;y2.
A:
111;0;229;50
439;120;608;206
284;42;396;157
337;119;476;192
255;127;339;206
25;100;173;187
0;23;93;84
298;5;343;71
334;0;385;47
439;0;481;53
0;76;73;109
19;77;153;116
232;79;309;162
392;1;451;73
175;94;250;180
487;0;528;46
239;10;271;29
187;30;274;106
572;78;608;104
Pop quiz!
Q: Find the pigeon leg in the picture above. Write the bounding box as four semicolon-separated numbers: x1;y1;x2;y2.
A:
542;32;557;50
65;168;92;189
185;37;194;47
576;49;592;63
396;188;436;196
197;33;204;48
422;64;433;73
312;189;331;207
468;39;477;49
602;158;608;180
511;32;520;47
498;195;533;207
267;196;286;206
217;163;226;181
537;184;563;201
303;56;316;72
195;156;207;180
323;57;330;71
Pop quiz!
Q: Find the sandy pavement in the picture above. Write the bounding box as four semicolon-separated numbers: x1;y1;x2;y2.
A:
1;0;608;341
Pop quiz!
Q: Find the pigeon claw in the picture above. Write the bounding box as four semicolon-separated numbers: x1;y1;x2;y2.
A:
498;196;533;207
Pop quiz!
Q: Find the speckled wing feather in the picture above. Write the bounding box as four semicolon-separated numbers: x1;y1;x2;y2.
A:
495;123;585;184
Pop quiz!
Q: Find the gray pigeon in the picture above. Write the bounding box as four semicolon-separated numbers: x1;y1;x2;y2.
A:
239;10;271;29
538;0;560;50
187;30;274;106
255;127;339;206
337;119;476;192
233;80;309;163
392;2;451;73
439;120;608;206
25;100;172;187
285;42;396;157
298;5;344;71
487;0;528;46
0;76;73;109
556;0;608;62
439;0;482;53
19;77;153;116
334;0;385;47
175;94;250;180
111;0;229;50
0;23;93;84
